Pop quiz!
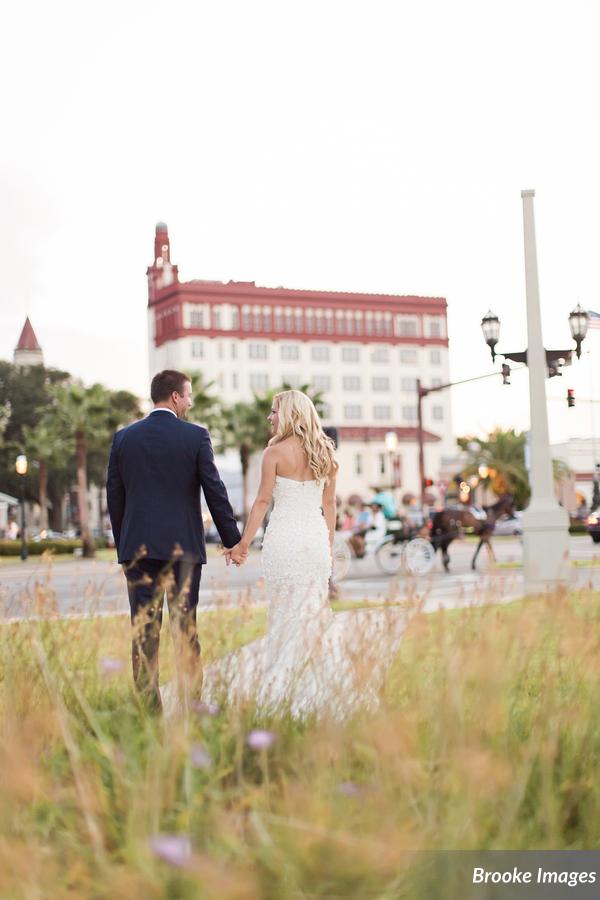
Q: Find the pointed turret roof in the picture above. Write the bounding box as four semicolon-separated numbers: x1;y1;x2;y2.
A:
16;317;41;351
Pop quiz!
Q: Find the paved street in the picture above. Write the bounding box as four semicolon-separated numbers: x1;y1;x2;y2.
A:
1;536;599;622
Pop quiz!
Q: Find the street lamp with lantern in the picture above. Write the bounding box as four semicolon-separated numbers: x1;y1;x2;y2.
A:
568;303;589;360
15;454;28;562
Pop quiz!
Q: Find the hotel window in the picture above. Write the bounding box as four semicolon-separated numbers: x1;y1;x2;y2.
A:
355;313;363;336
398;317;418;337
378;453;386;475
316;313;325;334
342;375;361;391
231;343;238;359
371;347;389;363
217;342;224;359
429;318;443;337
313;374;331;391
372;376;390;391
212;307;221;329
232;372;238;388
285;311;294;331
231;307;240;330
355;453;363;476
253;310;262;331
248;343;268;359
373;405;391;420
365;315;374;336
336;313;345;335
374;314;383;336
275;309;284;331
305;311;315;333
263;308;272;331
346;314;355;335
430;348;442;365
402;405;417;422
242;308;252;330
250;373;269;391
281;344;300;361
432;405;444;421
294;310;303;332
341;346;360;363
190;309;204;328
191;341;204;358
325;312;334;334
400;348;417;364
401;377;417;392
344;405;363;420
311;345;330;362
383;315;393;336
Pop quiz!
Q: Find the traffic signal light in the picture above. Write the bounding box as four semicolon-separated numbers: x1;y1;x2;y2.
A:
423;478;434;488
567;389;575;408
501;363;511;384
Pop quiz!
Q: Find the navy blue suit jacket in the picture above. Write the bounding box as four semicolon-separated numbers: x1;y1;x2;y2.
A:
106;410;241;564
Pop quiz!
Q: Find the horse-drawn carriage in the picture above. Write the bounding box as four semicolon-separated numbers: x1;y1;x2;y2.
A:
332;517;435;581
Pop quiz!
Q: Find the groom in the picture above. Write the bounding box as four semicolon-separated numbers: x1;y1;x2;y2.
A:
106;369;246;711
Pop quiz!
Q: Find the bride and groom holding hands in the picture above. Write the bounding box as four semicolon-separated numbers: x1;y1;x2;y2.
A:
107;369;407;719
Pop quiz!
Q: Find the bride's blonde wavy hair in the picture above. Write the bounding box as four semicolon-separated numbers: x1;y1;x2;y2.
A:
269;390;338;482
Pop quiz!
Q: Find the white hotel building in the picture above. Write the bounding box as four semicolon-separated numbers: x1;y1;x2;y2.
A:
147;223;454;501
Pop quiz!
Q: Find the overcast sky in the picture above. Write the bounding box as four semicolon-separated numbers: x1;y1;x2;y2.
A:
1;0;598;444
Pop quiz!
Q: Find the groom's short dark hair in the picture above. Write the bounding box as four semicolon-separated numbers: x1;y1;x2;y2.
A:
151;370;190;403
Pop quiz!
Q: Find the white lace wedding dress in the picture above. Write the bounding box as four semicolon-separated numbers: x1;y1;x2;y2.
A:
194;475;412;721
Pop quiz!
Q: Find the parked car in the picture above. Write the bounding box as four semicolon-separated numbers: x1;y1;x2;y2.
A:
586;509;600;543
493;512;523;536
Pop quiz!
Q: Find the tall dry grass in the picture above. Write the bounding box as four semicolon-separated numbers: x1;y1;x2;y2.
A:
1;582;600;898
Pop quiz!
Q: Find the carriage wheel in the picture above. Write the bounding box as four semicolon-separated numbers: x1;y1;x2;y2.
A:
403;537;435;576
375;537;404;575
331;533;352;582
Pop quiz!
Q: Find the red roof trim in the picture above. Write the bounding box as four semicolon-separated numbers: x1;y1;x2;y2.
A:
149;280;447;314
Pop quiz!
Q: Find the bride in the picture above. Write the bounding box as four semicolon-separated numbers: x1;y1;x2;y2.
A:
191;389;413;721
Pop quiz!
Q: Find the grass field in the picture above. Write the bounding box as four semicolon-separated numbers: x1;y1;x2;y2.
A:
1;586;599;898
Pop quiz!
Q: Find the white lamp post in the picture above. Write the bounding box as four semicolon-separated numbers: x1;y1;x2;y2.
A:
520;190;570;593
385;430;398;491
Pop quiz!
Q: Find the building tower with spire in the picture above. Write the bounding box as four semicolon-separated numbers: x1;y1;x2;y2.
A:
14;317;44;367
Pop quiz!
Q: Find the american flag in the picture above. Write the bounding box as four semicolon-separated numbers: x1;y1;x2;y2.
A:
588;310;600;330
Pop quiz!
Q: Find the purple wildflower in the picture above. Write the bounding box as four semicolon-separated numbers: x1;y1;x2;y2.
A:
99;656;125;675
246;729;277;751
149;834;193;868
337;781;361;796
190;700;221;717
190;743;212;769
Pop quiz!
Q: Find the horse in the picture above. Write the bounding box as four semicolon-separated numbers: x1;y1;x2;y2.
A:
430;495;516;573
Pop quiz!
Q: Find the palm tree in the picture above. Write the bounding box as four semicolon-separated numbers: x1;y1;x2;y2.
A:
50;382;114;557
188;371;220;430
457;429;529;508
458;428;573;510
22;419;69;532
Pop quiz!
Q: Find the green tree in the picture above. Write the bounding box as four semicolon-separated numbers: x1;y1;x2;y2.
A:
0;361;70;501
22;419;69;532
51;383;141;557
457;428;573;511
188;371;220;430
